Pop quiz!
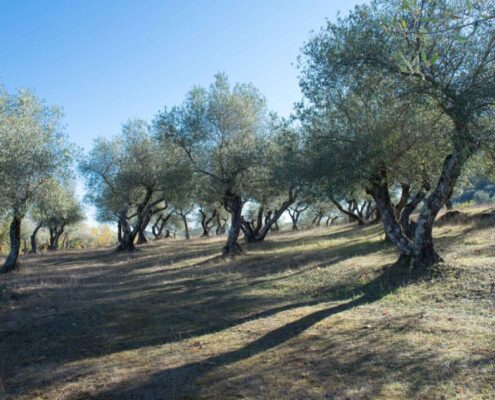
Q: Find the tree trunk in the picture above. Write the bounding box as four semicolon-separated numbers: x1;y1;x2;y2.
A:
200;210;209;237
289;212;299;230
222;192;243;256
136;227;147;244
330;197;365;225
241;190;296;243
200;209;217;237
215;213;227;235
117;209;135;252
182;215;190;239
2;211;23;273
326;216;338;226
61;233;69;249
48;225;65;251
30;222;43;254
117;221;122;244
370;143;471;272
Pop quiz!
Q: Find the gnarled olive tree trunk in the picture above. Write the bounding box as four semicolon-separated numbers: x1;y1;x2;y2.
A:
370;141;473;271
288;203;308;230
241;190;296;243
30;222;43;254
2;210;23;273
199;208;218;237
117;209;135;252
215;213;227;235
48;224;65;250
330;197;366;225
222;191;243;256
152;212;173;239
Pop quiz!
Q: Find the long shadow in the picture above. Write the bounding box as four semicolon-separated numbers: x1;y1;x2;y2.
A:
0;225;398;398
84;265;405;399
84;297;369;399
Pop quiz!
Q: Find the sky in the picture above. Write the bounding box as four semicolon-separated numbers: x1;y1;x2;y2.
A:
0;0;366;224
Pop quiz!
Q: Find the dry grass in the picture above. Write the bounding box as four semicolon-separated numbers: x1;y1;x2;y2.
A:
0;208;494;399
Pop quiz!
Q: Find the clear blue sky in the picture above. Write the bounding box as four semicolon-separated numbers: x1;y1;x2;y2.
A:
1;0;367;225
0;0;366;150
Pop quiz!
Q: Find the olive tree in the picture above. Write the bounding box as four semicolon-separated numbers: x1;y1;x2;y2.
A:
0;88;74;272
240;119;306;242
299;0;495;271
30;180;84;252
154;73;268;256
81;119;189;251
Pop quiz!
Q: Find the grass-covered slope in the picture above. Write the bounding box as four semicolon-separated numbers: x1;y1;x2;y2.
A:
1;208;494;399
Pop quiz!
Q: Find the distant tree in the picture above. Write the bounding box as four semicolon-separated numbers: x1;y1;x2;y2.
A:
240;119;305;243
287;201;309;230
30;180;84;252
174;206;193;239
81;119;190;251
151;209;175;239
155;73;268;256
0;88;74;272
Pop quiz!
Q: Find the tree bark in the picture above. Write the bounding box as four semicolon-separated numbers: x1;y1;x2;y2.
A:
410;149;469;270
136;227;148;244
369;143;472;272
288;203;308;230
182;215;190;239
222;191;243;256
30;222;43;254
241;189;296;243
2;210;23;273
289;212;299;230
330;197;366;225
326;215;338;226
199;208;218;237
48;225;65;251
117;209;135;251
215;213;227;235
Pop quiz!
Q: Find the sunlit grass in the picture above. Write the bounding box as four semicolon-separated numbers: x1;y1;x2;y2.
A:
0;206;494;399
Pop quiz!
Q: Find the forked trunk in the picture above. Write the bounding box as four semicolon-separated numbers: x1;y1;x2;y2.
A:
199;209;217;237
241;190;296;243
48;225;65;251
370;141;473;273
2;211;23;273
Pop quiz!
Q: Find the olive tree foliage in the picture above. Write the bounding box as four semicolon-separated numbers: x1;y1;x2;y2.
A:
80;119;190;251
240;119;306;242
154;73;268;256
299;0;495;271
30;179;84;252
192;174;223;238
0;88;74;272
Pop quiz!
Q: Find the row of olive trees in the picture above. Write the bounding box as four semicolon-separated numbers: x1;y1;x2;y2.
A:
0;88;84;272
80;0;495;273
7;0;490;276
80;74;309;255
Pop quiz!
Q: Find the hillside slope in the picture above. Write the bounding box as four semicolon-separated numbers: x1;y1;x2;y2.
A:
1;211;494;399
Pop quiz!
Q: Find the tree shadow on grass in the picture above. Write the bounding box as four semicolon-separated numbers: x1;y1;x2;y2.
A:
81;259;426;399
1;224;437;399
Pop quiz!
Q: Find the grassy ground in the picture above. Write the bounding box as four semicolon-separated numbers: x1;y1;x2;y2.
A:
0;207;494;399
